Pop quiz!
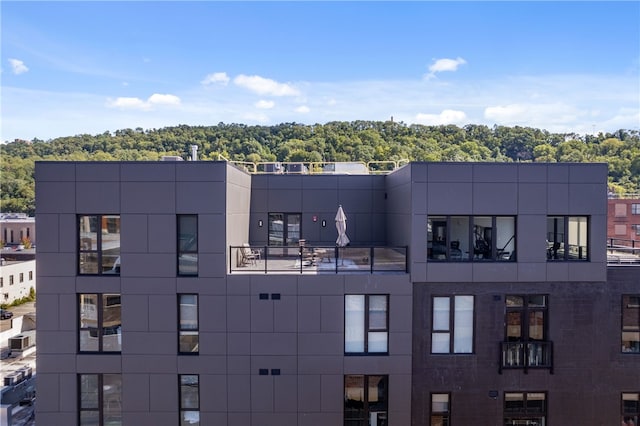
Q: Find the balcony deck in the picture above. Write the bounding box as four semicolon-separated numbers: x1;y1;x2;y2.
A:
230;245;408;274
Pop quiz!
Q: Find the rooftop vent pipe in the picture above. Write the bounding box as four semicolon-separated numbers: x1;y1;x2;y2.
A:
190;145;199;161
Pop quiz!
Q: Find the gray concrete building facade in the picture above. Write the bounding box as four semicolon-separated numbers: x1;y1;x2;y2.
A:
34;160;640;425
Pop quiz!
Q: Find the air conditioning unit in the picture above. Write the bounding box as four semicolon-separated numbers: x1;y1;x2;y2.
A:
9;334;30;350
4;373;21;386
17;366;33;380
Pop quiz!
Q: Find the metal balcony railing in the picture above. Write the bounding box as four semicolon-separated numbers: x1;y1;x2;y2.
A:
499;341;554;374
230;245;408;274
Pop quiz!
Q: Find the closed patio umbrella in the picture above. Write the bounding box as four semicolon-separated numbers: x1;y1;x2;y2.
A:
335;205;350;247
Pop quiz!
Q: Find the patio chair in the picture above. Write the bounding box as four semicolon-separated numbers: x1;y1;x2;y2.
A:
298;239;317;265
241;243;260;266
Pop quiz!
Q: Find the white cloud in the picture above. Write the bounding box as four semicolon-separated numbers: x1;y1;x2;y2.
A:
8;58;29;75
106;93;181;110
255;100;275;109
201;72;230;86
295;105;310;113
484;104;527;122
107;97;148;110
234;74;300;96
425;57;466;79
416;109;467;125
148;93;181;106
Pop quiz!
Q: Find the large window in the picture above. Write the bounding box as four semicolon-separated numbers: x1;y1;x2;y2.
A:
179;374;200;426
504;392;546;426
344;375;388;426
78;374;122;426
345;295;389;354
430;393;450;426
79;215;121;274
179;294;199;354
622;393;639;425
268;213;301;247
547;216;588;261
79;294;122;353
428;216;516;261
502;295;551;371
432;296;474;354
178;215;198;276
622;295;640;353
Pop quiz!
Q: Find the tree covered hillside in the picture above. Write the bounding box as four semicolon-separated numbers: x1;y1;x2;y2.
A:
2;121;640;215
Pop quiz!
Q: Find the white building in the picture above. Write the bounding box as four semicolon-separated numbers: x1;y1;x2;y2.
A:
0;259;36;304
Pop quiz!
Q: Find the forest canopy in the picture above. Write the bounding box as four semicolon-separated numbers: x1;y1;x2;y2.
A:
2;121;639;216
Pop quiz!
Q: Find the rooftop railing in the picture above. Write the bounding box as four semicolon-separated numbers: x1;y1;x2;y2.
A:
607;238;640;265
230;245;408;274
219;156;410;175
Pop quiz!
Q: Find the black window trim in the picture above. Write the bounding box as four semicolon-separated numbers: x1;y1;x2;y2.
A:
78;293;122;354
344;294;390;356
78;214;121;276
178;293;199;355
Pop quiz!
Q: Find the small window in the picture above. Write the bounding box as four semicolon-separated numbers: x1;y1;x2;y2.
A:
344;375;388;426
19;273;24;283
432;295;474;354
79;294;122;353
9;275;14;285
622;295;640;353
78;374;122;426
78;215;121;275
632;204;640;215
0;277;3;287
430;393;450;426
615;203;628;217
179;294;199;354
345;295;389;354
178;215;198;276
28;271;33;280
622;393;639;425
632;224;640;237
179;374;200;425
547;216;588;261
504;392;546;425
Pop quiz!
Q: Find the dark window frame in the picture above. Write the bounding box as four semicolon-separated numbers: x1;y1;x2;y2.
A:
177;215;198;276
78;214;121;275
179;374;200;425
431;295;475;354
546;215;589;261
78;293;122;354
268;212;302;247
344;294;390;355
178;294;199;355
502;295;552;372
78;373;122;426
632;204;640;215
430;392;451;426
344;374;388;426
427;215;516;262
622;295;640;354
504;391;547;423
622;392;639;425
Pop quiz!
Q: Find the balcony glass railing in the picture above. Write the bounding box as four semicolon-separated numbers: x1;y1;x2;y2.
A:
499;341;553;374
230;245;407;274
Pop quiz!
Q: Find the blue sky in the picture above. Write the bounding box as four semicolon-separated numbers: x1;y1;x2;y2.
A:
2;1;639;142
